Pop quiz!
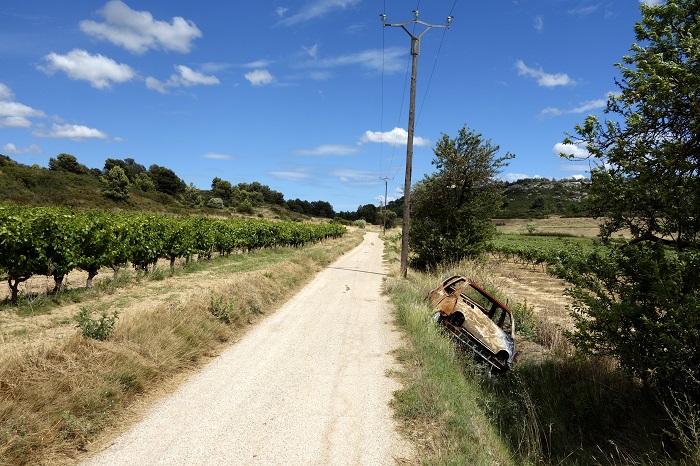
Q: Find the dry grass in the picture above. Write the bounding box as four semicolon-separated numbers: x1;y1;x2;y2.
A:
0;229;363;466
494;216;616;238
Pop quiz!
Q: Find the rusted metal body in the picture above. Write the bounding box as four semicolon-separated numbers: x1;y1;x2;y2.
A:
427;275;516;372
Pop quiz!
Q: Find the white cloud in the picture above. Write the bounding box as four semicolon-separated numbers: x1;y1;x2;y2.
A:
244;69;275;87
541;95;610;117
202;152;234;160
39;49;136;89
0;117;32;128
279;0;360;26
295;144;359;156
515;60;575;87
80;0;202;54
361;127;430;147
0;101;46;118
275;7;289;18
2;143;42;155
269;171;313;181
0;85;46;128
145;76;167;93
146;65;219;93
503;173;530;182
304;43;320;59
571;174;586;180
534;16;544;32
309;47;404;74
553;142;589;159
568;5;600;16
0;83;14;100
242;59;274;69
330;167;376;186
33;123;108;141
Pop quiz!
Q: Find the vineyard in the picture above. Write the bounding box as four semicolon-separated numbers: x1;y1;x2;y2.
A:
0;203;346;302
488;232;609;274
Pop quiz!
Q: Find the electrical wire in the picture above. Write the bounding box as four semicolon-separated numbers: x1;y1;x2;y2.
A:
417;0;458;123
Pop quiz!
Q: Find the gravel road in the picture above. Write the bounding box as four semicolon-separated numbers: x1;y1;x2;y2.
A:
81;231;413;465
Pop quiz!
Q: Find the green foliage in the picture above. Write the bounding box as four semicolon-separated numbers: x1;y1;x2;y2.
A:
410;125;514;270
206;197;225;209
148;164;186;196
75;308;119;340
236;199;254;214
209;296;233;323
377;209;397;229
0;205;346;300
48;153;90;175
182;182;202;206
100;166;130;202
560;1;700;402
562;243;700;399
131;172;156;192
563;1;700;246
353;219;366;229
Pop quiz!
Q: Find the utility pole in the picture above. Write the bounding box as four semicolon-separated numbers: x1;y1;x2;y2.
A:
382;11;452;277
380;176;393;235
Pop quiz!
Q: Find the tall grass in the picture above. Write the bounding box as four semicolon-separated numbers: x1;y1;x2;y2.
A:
0;229;363;466
386;267;515;465
382;234;692;465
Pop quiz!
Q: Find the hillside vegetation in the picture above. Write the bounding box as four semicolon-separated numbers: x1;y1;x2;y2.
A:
1;154;591;220
0;154;334;220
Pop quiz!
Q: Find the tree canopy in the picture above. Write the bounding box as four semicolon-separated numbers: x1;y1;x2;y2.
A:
561;0;700;399
48;153;89;175
410;125;513;270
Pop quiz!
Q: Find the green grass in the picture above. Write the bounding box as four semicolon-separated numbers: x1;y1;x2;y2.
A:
385;270;515;465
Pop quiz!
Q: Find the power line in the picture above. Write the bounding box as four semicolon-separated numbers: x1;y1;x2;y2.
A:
382;11;453;277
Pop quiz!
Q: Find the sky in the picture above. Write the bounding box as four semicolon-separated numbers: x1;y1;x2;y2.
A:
0;0;661;212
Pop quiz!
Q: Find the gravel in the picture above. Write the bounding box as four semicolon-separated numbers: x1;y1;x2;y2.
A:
81;231;413;465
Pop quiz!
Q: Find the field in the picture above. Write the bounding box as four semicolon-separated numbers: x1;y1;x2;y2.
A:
494;216;621;238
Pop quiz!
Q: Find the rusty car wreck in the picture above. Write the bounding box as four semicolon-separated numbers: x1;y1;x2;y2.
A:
427;275;516;372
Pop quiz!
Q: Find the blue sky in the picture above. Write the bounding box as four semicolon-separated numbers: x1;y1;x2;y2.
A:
1;1;658;212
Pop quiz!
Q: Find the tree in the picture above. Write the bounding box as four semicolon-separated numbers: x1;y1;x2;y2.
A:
48;153;89;175
100;166;131;202
148;164;186;196
356;204;378;224
211;177;234;203
182;182;202;207
561;0;700;398
410;125;513;270
132;172;156;192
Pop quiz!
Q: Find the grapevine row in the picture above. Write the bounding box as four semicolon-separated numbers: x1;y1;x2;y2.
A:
487;234;609;274
0;204;346;302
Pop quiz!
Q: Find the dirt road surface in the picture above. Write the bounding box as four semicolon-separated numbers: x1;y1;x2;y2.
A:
81;231;413;465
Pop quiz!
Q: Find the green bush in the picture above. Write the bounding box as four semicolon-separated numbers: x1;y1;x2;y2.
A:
75;308;119;340
210;296;233;323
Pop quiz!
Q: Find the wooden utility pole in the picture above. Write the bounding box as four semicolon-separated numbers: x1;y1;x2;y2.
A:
380;176;393;235
383;12;452;277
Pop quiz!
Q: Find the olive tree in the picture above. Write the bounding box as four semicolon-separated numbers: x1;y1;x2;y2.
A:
410;125;513;270
561;0;700;398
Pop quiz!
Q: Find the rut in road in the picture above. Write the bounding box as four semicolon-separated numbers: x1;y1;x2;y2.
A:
81;231;413;465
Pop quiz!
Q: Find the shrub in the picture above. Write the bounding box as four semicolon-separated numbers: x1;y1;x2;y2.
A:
206;197;225;209
75;308;119;340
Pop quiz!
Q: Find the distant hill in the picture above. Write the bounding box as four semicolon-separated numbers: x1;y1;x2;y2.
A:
498;178;591;218
1;154;591;220
380;178;591;220
0;154;333;221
